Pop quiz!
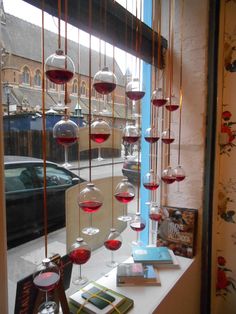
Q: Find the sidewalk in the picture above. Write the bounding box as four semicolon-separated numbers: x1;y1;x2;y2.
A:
69;156;124;170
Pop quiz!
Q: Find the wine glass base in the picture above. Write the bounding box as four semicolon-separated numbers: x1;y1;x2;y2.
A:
82;227;100;235
38;301;57;314
107;260;118;268
93;157;104;162
72;276;88;286
117;215;132;222
132;240;144;246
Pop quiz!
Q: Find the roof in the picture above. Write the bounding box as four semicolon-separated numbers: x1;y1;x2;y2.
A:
1;13;125;85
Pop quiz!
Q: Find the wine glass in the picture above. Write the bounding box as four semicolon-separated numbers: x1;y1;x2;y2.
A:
149;203;169;245
151;88;168;107
122;123;140;157
115;177;135;222
78;183;103;235
45;49;75;85
161;166;176;184
90;118;111;162
33;258;60;314
53;113;79;168
143;169;160;206
165;94;179;112
173;165;186;192
68;237;91;286
104;228;122;268
126;78;145;101
144;127;160;144
93;66;117;115
161;129;175;144
130;212;146;246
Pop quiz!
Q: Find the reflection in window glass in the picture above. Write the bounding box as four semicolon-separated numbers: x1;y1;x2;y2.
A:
34;166;73;187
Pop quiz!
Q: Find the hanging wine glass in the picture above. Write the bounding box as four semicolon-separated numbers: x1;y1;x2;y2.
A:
45;49;75;85
115;177;135;222
165;94;179;112
33;258;60;314
122;123;140;158
93;66;117;115
149;203;169;245
144;127;160;144
143;169;160;206
161;129;175;144
90;118;111;143
173;165;186;193
53;113;79;168
78;183;103;235
151;88;168;107
161;166;176;184
69;237;91;286
126;77;145;101
130;212;146;246
104;228;122;268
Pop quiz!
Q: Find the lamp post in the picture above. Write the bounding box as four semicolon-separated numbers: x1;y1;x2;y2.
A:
3;82;12;153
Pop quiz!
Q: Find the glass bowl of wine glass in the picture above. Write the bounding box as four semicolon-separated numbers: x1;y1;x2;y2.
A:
93;66;117;95
126;78;145;101
90;118;111;144
45;49;75;85
151;88;167;107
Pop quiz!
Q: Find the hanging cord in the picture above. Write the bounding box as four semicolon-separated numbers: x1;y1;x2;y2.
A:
124;0;128;124
88;0;92;183
177;0;184;165
104;0;107;68
57;0;61;50
41;0;48;258
64;0;68;108
167;0;174;166
111;45;115;228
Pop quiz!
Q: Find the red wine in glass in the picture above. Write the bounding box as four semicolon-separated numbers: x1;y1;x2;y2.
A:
115;192;135;203
104;239;122;251
144;136;160;143
90;133;110;143
152;98;167;107
93;82;116;94
33;272;60;292
162;138;175;144
69;248;91;265
149;213;162;222
143;182;159;190
122;136;140;144
175;175;186;182
56;137;78;146
130;222;146;232
79;200;103;213
46;69;74;84
126;91;145;101
161;176;176;184
166;104;179;111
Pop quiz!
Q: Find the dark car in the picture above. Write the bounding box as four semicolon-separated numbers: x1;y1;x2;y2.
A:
122;156;141;184
4;156;84;249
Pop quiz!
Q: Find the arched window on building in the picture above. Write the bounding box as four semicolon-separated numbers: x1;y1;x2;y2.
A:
47;79;56;91
34;69;41;88
72;79;78;94
80;81;86;96
22;66;30;85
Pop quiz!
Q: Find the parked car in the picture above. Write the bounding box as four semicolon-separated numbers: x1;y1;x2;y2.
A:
4;155;85;249
122;156;141;184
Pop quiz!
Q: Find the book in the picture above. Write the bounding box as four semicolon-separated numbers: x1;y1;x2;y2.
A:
157;206;198;258
69;281;133;314
132;245;173;265
153;249;180;269
117;263;161;286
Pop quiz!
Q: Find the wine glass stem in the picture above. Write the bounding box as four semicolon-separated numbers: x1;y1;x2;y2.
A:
45;291;48;303
78;265;82;280
104;95;107;111
123;204;126;217
111;251;114;264
64;146;68;164
89;213;93;229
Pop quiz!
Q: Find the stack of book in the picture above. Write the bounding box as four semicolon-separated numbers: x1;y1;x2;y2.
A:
69;281;134;314
116;262;161;286
131;245;180;269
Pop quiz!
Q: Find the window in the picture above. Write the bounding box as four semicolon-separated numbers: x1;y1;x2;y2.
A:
72;79;78;94
22;66;30;85
80;81;86;96
34;165;74;187
48;79;56;91
34;69;41;87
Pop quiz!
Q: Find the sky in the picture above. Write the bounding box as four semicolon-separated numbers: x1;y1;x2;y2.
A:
2;0;142;75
